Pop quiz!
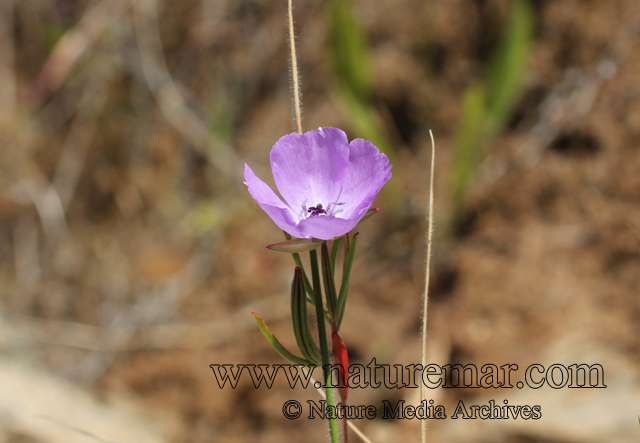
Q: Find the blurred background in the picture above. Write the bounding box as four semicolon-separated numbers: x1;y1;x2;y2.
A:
0;0;639;441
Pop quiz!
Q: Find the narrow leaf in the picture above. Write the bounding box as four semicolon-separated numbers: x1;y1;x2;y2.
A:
486;0;534;129
328;0;373;103
291;267;321;364
451;84;486;223
252;312;312;366
337;232;359;327
330;237;342;276
321;242;338;327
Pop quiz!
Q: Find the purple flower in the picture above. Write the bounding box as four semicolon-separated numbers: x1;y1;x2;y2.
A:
244;127;392;241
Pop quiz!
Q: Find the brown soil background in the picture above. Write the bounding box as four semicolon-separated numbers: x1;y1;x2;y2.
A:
0;0;639;442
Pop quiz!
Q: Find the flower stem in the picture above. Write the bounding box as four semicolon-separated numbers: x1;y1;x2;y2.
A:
309;249;340;443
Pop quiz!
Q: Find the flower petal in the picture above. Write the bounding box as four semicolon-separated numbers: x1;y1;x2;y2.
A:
270;128;350;214
244;164;301;237
296;215;360;241
337;138;392;220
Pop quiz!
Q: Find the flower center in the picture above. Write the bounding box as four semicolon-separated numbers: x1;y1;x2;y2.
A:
307;203;327;217
302;201;345;219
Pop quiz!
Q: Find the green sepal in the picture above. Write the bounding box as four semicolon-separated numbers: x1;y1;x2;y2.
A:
291;267;321;364
357;207;380;226
251;312;313;366
284;232;314;303
321;242;338;328
336;232;359;328
330;237;342;276
267;237;323;253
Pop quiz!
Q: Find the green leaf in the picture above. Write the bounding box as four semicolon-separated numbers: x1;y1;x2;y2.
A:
486;0;534;129
321;242;338;327
330;237;342;276
291;267;321;364
251;312;312;366
328;0;373;103
449;0;533;228
450;84;486;221
336;232;359;327
328;0;396;168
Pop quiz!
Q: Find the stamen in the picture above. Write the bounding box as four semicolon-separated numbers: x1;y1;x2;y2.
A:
307;203;328;217
327;201;345;216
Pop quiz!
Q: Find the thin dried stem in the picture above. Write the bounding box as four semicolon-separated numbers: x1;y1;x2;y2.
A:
31;0;128;105
38;416;120;443
420;130;435;443
134;0;240;180
288;0;303;134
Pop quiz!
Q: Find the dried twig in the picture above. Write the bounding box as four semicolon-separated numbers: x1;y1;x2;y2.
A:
39;416;121;443
30;0;129;105
53;72;109;212
4;294;287;352
288;0;303;134
133;0;241;180
420;130;435;443
64;243;214;382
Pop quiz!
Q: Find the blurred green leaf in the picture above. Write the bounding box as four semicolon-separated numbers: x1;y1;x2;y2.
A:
185;200;227;236
327;0;405;222
451;84;486;215
449;0;533;225
328;0;394;164
486;0;534;129
328;0;373;103
44;22;67;51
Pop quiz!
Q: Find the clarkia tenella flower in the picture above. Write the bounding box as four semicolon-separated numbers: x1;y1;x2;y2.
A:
244;127;392;241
